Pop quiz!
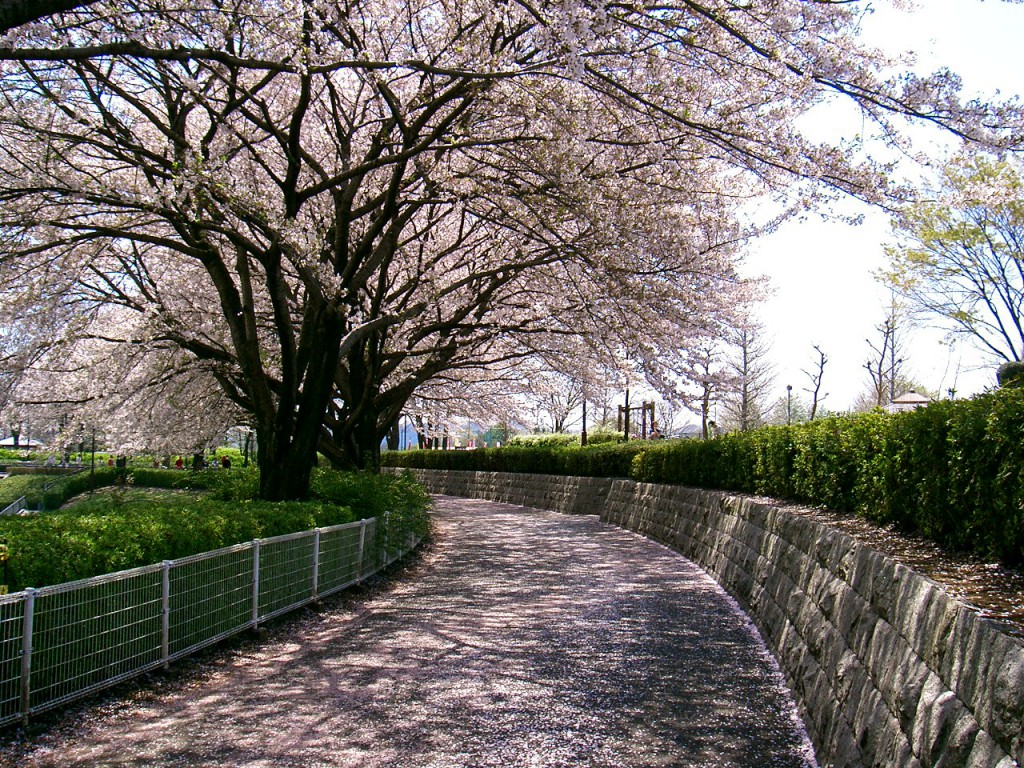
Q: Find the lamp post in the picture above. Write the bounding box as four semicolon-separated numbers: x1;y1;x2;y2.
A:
618;387;631;442
786;384;793;426
89;426;96;495
888;358;903;404
581;397;588;447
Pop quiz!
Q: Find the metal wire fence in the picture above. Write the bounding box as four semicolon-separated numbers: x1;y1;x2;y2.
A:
0;512;422;726
0;498;27;517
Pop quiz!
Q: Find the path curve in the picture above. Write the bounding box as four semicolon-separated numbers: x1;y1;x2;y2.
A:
10;496;817;767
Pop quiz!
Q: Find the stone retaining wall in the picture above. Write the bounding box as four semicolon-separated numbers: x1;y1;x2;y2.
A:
389;468;1023;768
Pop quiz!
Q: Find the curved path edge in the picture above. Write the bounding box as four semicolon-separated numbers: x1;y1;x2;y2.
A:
386;468;1024;768
5;494;816;768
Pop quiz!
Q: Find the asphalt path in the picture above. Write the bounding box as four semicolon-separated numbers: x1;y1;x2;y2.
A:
9;496;817;767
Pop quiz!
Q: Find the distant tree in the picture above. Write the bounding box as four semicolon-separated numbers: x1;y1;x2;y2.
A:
720;321;775;432
652;399;688;438
887;153;1024;363
803;345;829;420
863;295;912;408
769;389;809;426
11;321;243;454
681;341;734;440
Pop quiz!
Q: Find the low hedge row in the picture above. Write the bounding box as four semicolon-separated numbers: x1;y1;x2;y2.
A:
383;388;1024;565
507;429;624;448
0;468;431;590
384;442;646;480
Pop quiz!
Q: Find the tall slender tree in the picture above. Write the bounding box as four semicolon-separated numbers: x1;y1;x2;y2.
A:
803;345;829;421
863;295;911;408
721;321;775;432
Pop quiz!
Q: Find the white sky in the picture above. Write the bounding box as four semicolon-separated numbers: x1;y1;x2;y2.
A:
741;0;1024;412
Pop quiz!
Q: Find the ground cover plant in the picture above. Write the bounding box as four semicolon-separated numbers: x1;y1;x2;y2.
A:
0;468;430;591
0;475;48;509
0;449;40;462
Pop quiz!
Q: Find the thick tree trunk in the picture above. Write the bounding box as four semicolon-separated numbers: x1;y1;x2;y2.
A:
329;405;382;471
0;0;101;33
256;424;320;501
248;303;343;500
385;422;399;451
317;395;387;472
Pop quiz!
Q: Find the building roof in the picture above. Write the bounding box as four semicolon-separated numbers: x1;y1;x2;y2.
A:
891;391;932;404
0;437;44;448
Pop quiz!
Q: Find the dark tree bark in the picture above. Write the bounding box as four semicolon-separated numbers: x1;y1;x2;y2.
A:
0;0;98;33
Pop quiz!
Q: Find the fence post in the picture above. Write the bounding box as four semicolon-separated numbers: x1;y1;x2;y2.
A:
161;561;171;669
20;588;35;725
252;540;261;629
384;511;391;564
312;528;321;601
357;520;367;580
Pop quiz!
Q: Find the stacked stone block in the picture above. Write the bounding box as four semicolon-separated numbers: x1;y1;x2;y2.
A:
387;468;1023;768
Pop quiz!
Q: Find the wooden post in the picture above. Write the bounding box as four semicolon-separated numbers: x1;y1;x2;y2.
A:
581;399;588;447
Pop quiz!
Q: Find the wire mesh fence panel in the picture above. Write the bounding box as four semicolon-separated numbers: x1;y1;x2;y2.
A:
28;568;164;713
360;517;381;577
376;513;402;566
168;544;253;658
0;596;25;725
317;522;364;596
0;509;425;724
0;497;27;516
257;532;315;621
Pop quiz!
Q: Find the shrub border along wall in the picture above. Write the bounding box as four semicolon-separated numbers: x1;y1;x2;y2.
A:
384;389;1024;566
390;468;1024;768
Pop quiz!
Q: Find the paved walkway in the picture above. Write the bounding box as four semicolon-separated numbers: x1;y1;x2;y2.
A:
11;497;816;767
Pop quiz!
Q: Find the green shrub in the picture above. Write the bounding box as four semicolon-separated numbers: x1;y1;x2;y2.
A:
384;442;645;478
0;467;431;590
997;360;1024;388
0;449;39;462
311;468;430;524
0;491;358;590
509;433;581;448
583;428;624;445
387;389;1024;564
564;443;644;478
0;475;47;508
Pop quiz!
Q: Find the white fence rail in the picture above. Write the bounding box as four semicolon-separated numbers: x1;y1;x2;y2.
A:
0;513;421;726
0;497;27;516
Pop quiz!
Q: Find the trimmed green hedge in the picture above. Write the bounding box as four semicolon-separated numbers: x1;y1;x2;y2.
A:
509;433;580;447
384;442;645;479
384;389;1024;564
1;493;358;591
0;468;431;590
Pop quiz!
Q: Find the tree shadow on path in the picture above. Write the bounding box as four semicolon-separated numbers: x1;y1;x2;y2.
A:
7;496;817;768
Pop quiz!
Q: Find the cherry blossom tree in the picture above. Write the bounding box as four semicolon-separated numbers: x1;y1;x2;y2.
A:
676;338;735;439
1;0;1022;497
10;306;243;454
